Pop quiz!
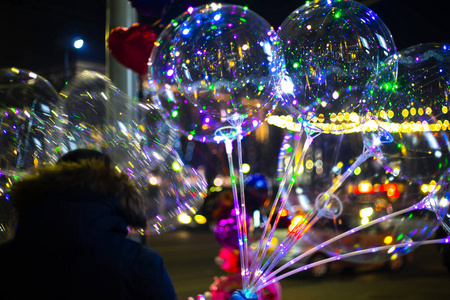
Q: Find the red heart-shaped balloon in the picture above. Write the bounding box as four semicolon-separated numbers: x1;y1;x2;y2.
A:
107;23;157;75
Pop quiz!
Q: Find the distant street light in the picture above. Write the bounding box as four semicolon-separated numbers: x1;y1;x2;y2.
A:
73;38;84;49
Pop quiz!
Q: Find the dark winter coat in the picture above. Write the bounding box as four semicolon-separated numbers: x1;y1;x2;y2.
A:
0;159;177;300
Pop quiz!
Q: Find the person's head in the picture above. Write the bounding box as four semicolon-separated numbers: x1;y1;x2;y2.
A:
10;149;147;228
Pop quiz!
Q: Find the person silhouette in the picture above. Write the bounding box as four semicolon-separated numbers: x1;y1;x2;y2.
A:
0;149;177;300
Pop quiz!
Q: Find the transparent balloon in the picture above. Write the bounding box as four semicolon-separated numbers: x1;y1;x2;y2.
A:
171;3;284;132
248;130;449;293
278;0;397;129
0;68;60;176
58;71;205;233
58;70;176;168
362;43;450;184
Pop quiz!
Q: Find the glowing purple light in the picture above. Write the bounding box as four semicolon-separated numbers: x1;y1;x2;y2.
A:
166;69;174;77
204;117;211;124
187;6;194;14
4;112;8;117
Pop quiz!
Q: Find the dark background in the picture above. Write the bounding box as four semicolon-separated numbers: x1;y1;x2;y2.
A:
1;0;449;75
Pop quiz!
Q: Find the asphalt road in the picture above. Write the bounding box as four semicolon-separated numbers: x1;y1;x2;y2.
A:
147;229;450;300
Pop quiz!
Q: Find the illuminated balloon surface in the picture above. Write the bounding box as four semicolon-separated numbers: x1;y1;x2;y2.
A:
58;70;175;168
362;43;450;184
0;68;60;176
278;0;396;128
171;3;284;138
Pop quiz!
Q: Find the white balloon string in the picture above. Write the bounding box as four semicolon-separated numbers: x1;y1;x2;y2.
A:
237;128;251;289
250;198;432;293
322;149;373;199
224;138;247;284
247;130;303;284
255;237;449;291
249;133;314;285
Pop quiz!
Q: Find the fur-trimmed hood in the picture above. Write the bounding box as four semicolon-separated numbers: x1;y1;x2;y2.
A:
11;159;147;229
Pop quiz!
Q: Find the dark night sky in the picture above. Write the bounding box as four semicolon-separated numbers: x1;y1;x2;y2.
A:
1;0;449;79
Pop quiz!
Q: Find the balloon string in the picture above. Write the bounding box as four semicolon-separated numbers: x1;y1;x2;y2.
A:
247;133;301;285
224;138;247;285
255;237;449;291
237;129;250;289
320;148;373;199
249;132;313;286
255;211;320;284
250;199;430;293
254;146;373;279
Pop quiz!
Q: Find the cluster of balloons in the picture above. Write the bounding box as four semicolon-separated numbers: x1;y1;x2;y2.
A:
1;0;449;298
0;68;207;239
145;0;450;297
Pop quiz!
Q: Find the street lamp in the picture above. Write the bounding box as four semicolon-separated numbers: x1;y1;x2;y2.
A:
64;37;84;82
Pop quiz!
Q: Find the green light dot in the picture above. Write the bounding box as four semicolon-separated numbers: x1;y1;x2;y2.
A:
172;161;182;172
171;110;179;118
240;18;247;23
293;62;300;69
396;233;404;241
243;6;248;10
258;85;264;91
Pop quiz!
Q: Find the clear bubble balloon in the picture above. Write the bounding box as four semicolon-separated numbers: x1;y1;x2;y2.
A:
273;130;444;265
149;5;266;143
362;43;450;184
0;68;60;176
58;70;176;168
57;71;207;233
171;3;284;136
278;0;397;129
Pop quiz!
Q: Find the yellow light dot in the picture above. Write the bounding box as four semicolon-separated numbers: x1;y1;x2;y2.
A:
410;107;416;116
194;214;207;225
425;107;432;115
402;109;409;118
418;107;424;116
305;160;314;170
354;167;361;175
387;110;394;119
330;113;337;122
379;110;387;119
337;112;344;122
443;106;448;114
384;236;393;244
318;114;325;123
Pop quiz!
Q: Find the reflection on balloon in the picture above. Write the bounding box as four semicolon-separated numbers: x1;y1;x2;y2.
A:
171;3;284;136
278;0;396;129
362;43;450;184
